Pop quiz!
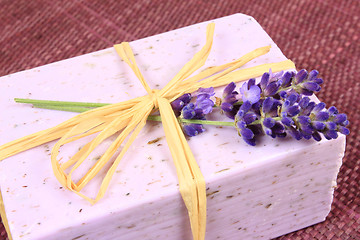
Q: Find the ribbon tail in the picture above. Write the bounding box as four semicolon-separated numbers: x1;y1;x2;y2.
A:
157;97;206;240
159;23;215;98
0;120;80;161
177;45;272;91
0;98;142;161
93;102;154;203
208;59;296;89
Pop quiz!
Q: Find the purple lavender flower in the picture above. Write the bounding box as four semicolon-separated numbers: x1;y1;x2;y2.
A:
259;69;323;98
291;95;350;141
315;109;349;140
299;97;316;116
293;69;323;96
196;87;215;114
221;82;239;119
269;69;284;82
182;124;205;137
178;87;215;137
260;97;285;138
182;103;201;119
171;93;192;114
258;71;282;97
240;79;261;104
181;105;206;137
262;97;282;117
278;93;303;139
297;115;314;139
278;71;295;88
172;69;349;144
235;101;259;146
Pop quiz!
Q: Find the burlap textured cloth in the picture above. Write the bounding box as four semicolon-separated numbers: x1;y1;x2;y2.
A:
0;0;358;239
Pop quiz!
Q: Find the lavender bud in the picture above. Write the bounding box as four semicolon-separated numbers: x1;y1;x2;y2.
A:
287;105;300;117
262;97;274;114
280;71;293;87
328;106;338;116
243;113;257;124
281;116;294;126
295;69;308;84
260;72;269;90
303;82;320;92
333;113;347;124
313;102;326;113
315;111;330;121
312;121;326;130
221;102;233;112
338;126;350;135
308;70;319;80
241;128;255;139
312;132;322;141
263;117;276;128
223;82;236;97
264;81;280;96
183;125;199;137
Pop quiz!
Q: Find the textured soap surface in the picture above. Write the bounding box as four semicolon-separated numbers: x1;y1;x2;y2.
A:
0;14;345;240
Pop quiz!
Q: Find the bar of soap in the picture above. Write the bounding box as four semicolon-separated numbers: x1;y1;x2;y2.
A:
0;13;345;240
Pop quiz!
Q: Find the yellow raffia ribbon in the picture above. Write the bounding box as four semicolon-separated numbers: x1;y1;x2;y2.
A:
0;23;295;240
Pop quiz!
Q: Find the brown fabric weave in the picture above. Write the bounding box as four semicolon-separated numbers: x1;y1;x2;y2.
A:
0;0;359;239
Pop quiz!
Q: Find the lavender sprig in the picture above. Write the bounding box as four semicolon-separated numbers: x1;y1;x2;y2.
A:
177;87;215;136
220;82;239;119
15;69;349;145
175;69;348;145
221;69;349;145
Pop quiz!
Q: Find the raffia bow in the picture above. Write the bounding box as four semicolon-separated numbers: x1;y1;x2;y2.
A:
0;23;295;240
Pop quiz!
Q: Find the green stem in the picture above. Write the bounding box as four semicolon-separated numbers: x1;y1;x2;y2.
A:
251;117;281;125
147;115;234;126
275;86;292;94
233;100;244;106
32;104;93;113
15;98;109;108
16;98;235;127
180;118;234;126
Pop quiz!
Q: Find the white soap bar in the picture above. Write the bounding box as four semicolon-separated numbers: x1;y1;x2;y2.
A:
0;14;345;240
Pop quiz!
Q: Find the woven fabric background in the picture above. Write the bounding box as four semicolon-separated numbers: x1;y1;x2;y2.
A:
0;0;359;239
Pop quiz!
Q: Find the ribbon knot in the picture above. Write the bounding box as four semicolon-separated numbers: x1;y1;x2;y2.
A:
149;89;161;109
0;22;295;240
